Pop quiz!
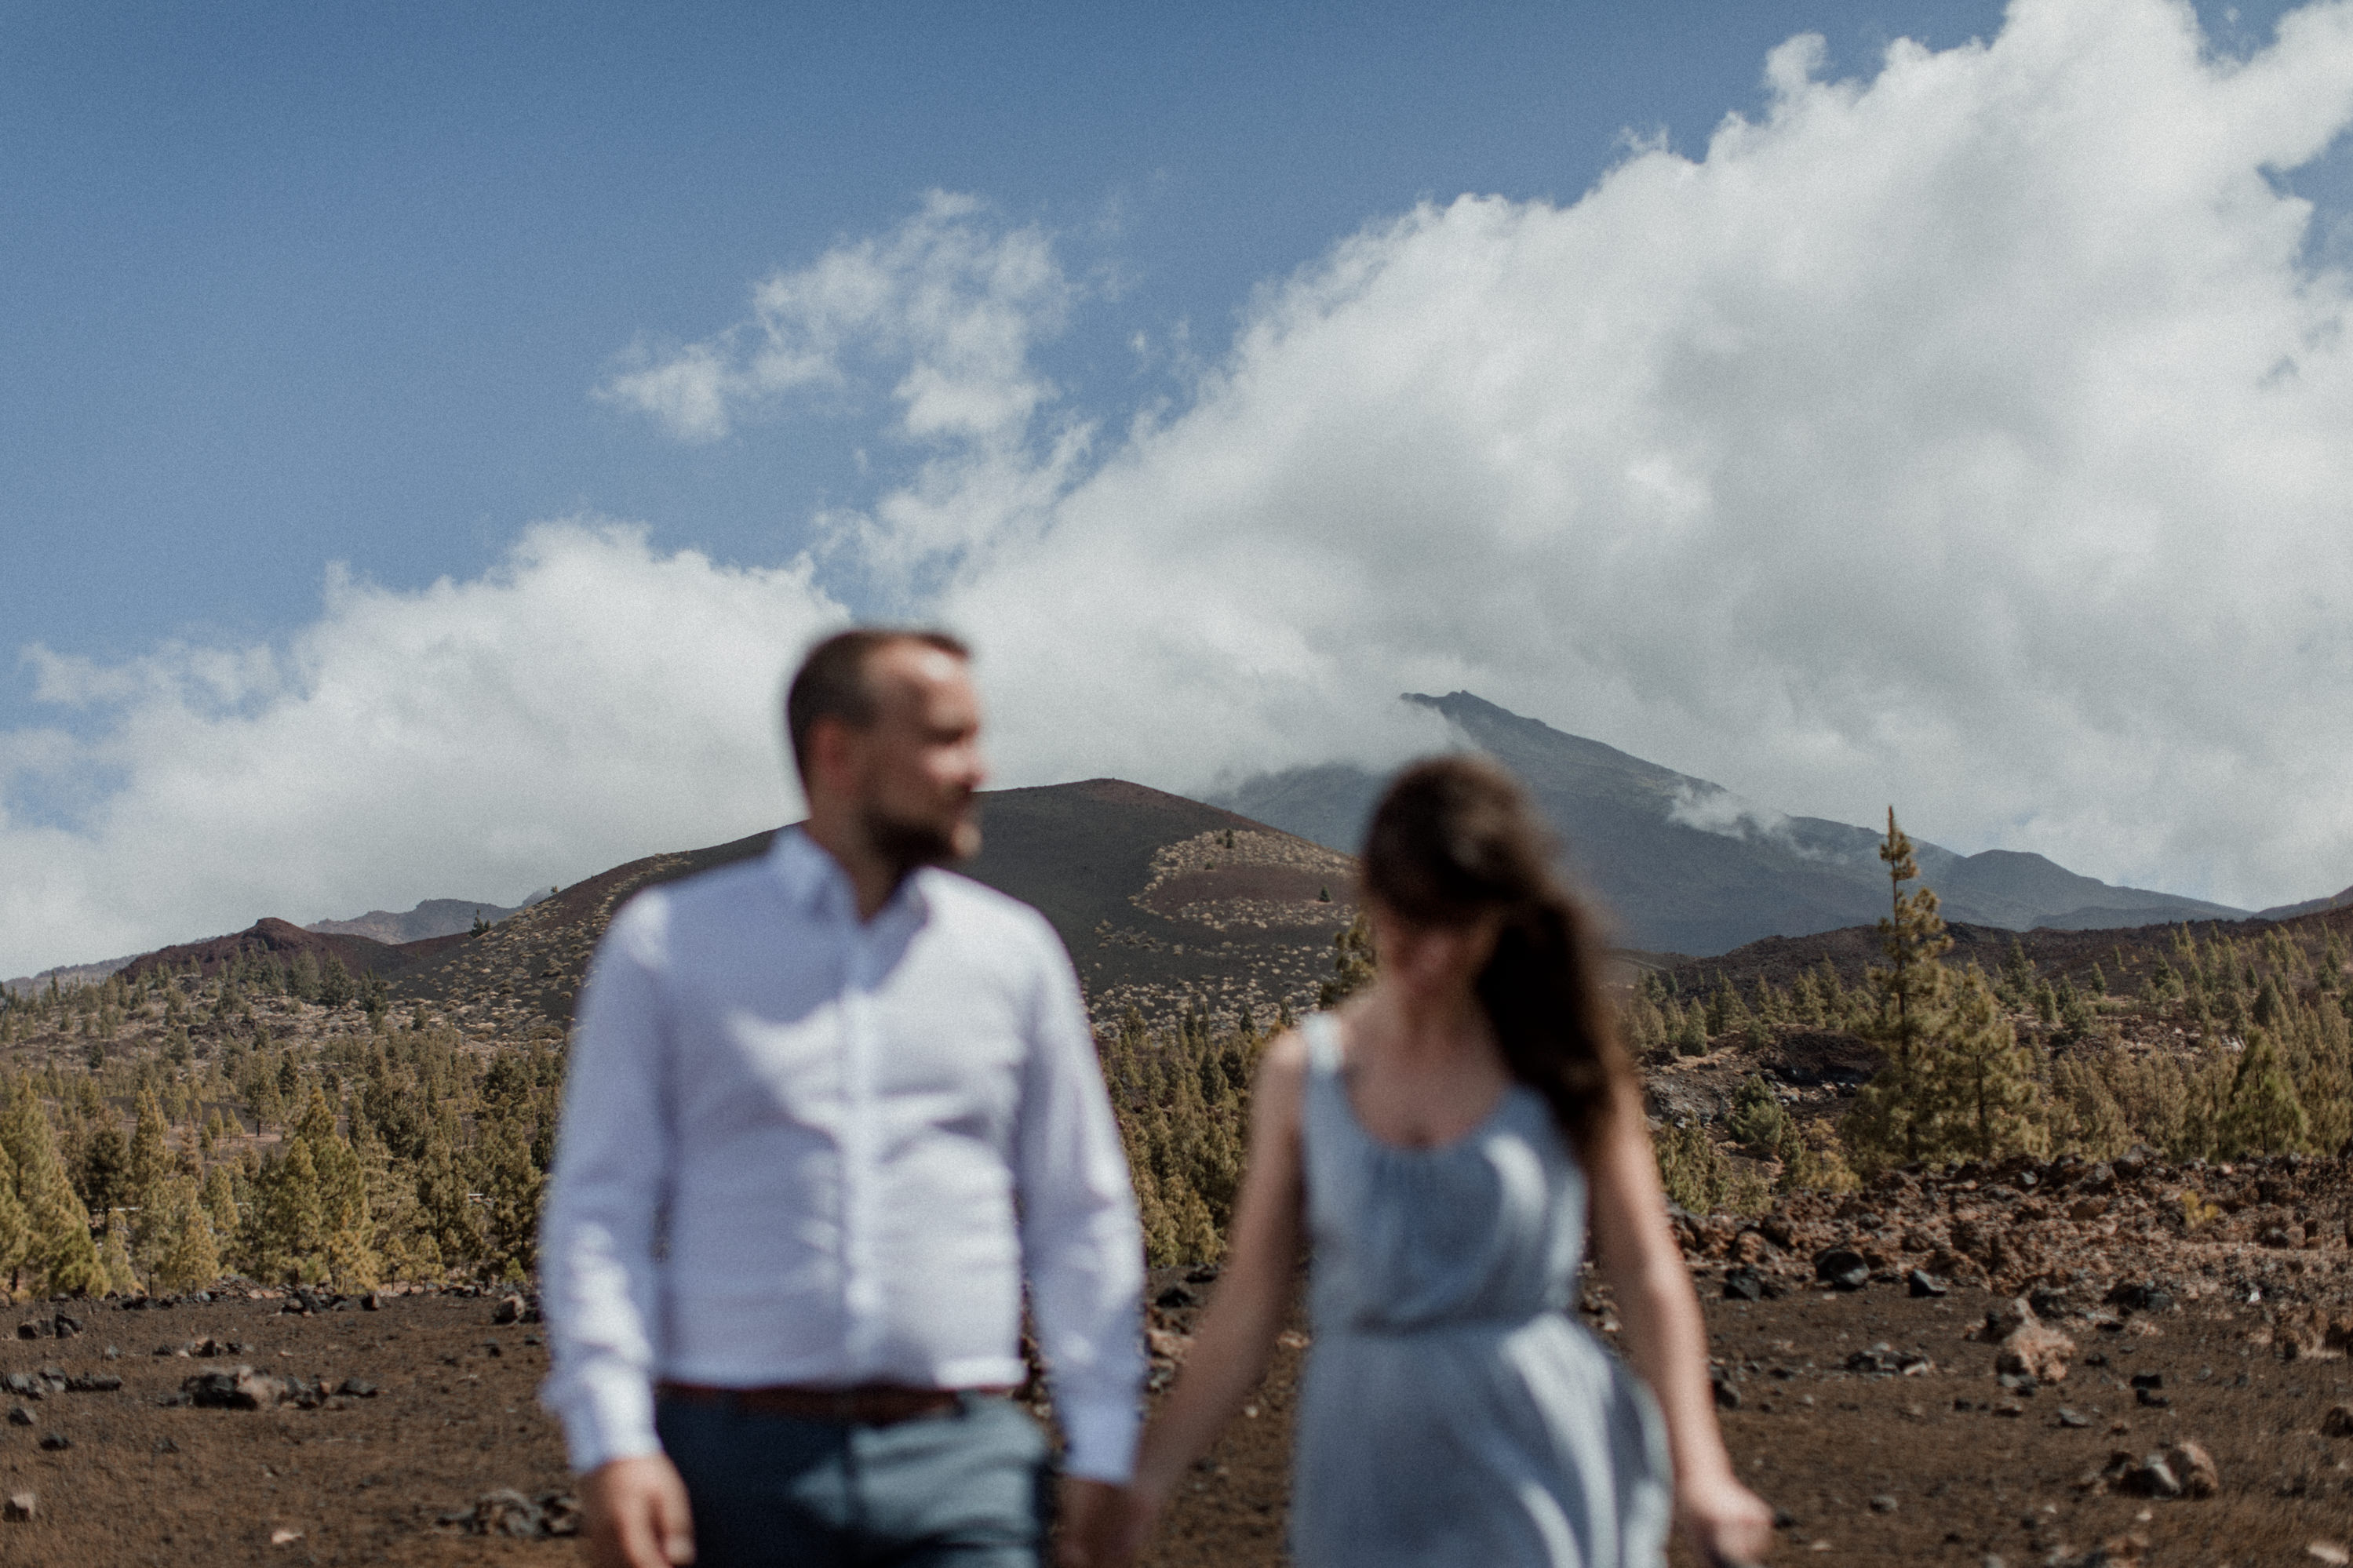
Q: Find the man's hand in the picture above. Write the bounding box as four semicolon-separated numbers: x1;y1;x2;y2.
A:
1054;1475;1127;1568
583;1454;695;1568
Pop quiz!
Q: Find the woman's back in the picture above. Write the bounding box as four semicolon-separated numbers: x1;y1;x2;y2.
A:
1291;1013;1670;1567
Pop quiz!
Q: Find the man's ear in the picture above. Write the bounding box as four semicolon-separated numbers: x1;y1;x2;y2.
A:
803;715;861;801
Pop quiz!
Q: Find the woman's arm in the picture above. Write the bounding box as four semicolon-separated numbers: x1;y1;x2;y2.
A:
1108;1029;1310;1557
1584;1086;1774;1567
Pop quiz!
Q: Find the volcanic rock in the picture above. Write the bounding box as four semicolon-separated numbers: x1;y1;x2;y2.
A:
2164;1439;2218;1498
1814;1246;1870;1291
1997;1306;2076;1382
182;1366;290;1410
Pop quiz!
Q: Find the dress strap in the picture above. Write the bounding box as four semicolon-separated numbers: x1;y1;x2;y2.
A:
1302;1011;1343;1076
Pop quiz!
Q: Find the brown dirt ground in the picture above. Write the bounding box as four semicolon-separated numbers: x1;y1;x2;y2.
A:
6;1280;2350;1566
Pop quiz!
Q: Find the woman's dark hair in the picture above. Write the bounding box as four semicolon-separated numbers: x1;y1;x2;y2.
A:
1360;754;1634;1155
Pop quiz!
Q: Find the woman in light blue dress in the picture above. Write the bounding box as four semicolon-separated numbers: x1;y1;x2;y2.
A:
1113;756;1772;1568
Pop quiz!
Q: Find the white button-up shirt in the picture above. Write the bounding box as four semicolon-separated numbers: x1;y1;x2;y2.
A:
538;828;1145;1480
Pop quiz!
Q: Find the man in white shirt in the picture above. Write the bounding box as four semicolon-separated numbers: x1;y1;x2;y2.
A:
540;629;1145;1568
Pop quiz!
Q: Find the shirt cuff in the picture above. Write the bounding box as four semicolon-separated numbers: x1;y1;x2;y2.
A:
1056;1393;1140;1484
554;1361;662;1475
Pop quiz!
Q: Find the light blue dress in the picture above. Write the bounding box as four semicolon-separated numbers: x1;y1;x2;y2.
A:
1291;1013;1673;1567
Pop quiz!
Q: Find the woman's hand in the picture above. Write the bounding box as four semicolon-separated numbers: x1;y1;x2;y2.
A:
1676;1468;1775;1567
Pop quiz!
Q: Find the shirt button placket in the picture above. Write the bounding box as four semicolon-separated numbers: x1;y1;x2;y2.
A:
841;916;881;1372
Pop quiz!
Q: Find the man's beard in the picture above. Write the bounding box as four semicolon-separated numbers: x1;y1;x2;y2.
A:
860;801;978;879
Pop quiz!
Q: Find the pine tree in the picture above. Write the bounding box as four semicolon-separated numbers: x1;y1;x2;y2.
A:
1655;1120;1730;1214
2;1084;101;1296
98;1225;140;1295
125;1090;173;1275
0;1142;32;1293
1930;966;2046;1163
201;1162;242;1242
1318;914;1376;1008
149;1175;221;1292
1842;809;1954;1173
2215;1028;2309;1157
1725;1075;1790;1155
472;1105;542;1282
251;1137;326;1284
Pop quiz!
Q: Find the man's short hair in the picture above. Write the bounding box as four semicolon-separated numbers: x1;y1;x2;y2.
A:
785;628;971;780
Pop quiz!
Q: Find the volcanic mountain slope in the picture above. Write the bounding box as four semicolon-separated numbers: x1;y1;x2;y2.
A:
1662;898;2353;997
119;918;410;985
1218;691;2254;955
305;893;548;945
377;780;1357;1034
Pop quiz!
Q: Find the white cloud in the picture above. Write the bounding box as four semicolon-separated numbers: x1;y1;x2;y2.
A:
929;0;2353;911
2;525;843;974
1666;784;1794;845
12;0;2353;973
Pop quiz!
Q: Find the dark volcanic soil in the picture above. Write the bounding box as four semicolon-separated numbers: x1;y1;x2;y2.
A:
0;1291;569;1566
1140;1279;2353;1568
10;1266;2350;1565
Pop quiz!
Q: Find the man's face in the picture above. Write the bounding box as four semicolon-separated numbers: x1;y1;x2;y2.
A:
837;641;987;869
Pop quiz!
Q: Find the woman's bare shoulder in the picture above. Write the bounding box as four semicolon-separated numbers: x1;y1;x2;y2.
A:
1256;1024;1313;1082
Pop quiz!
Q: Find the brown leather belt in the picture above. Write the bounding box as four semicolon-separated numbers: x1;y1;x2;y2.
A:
655;1381;1000;1425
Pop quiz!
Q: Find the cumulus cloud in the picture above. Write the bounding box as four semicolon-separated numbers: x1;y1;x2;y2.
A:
2;526;843;973
931;0;2353;910
11;0;2353;972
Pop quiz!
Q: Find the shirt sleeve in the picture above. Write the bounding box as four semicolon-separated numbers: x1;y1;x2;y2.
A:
1013;919;1146;1484
537;892;676;1474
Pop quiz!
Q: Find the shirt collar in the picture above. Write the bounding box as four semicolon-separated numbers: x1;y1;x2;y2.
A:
768;824;934;924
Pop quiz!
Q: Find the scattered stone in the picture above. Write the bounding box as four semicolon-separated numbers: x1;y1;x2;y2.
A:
2057;1407;2090;1428
36;1433;67;1451
1868;1494;1897;1513
1723;1268;1765;1301
1997;1302;2076;1382
2028;1286;2073;1319
2135;1387;2169;1409
4;1373;45;1401
2;1493;32;1522
1712;1373;1741;1411
13;1324;37;1341
1814;1247;1870;1291
1907;1269;1947;1298
336;1378;379;1398
1994;1400;2025;1418
270;1527;303;1546
2322;1404;2353;1439
61;1373;119;1393
2309;1542;2351;1567
2164;1439;2217;1498
4;1407;29;1428
490;1293;526;1326
182;1366;290;1411
2106;1282;2173;1315
49;1314;78;1339
439;1489;582;1539
1153;1284;1199;1311
1998;1372;2038;1396
362;1291;382;1312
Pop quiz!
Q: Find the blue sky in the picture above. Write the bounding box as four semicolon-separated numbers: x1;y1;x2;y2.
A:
6;1;2040;692
5;0;2352;972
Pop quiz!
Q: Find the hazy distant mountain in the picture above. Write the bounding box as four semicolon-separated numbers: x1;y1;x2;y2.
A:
305;892;550;945
1214;692;2251;955
2259;885;2353;921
